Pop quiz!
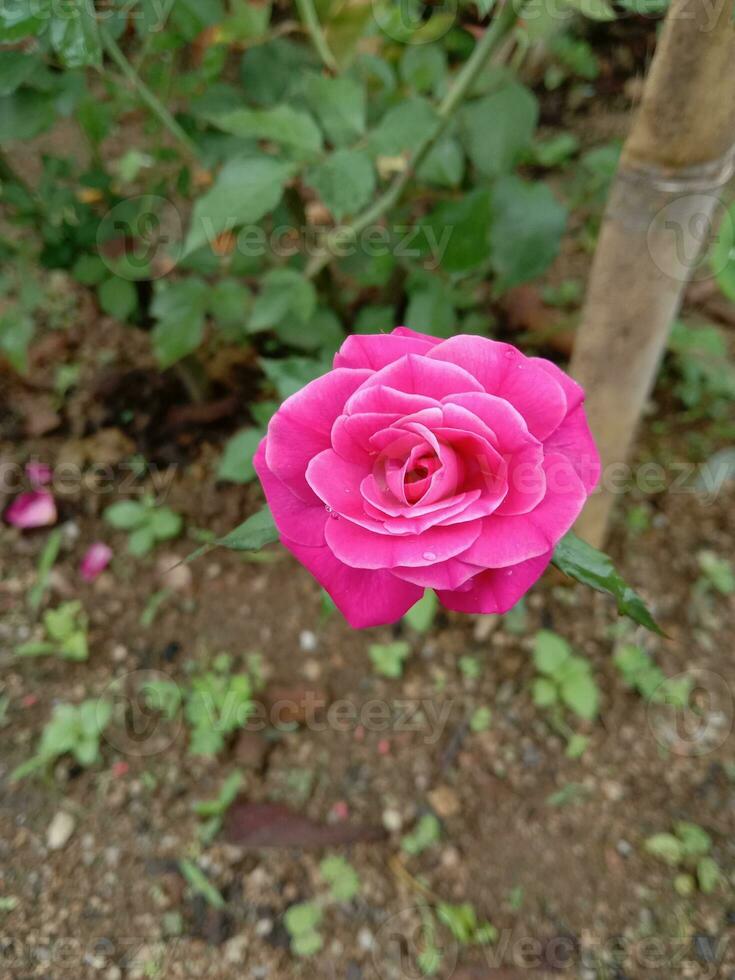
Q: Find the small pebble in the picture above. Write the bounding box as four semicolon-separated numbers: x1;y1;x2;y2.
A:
47;810;76;851
382;808;403;833
299;629;317;652
303;659;321;681
427;785;460;818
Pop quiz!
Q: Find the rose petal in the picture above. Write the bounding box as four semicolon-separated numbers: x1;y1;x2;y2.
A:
463;453;587;568
428;336;567;440
325;515;482;570
266;368;371;502
334;328;441;371
358;353;485;401
541;404;600;494
5;491;57;529
437;550;554;614
255;441;328;546
80;543;113;582
283;537;423;628
25;461;53;487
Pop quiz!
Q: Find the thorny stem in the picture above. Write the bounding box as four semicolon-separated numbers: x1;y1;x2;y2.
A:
99;24;201;163
295;0;338;72
304;0;527;279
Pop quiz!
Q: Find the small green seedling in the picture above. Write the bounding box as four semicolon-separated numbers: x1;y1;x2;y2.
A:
469;707;492;733
436;902;497;945
11;699;112;781
319;855;360;902
403;590;438;632
284;902;324;957
104;496;182;556
614;644;691;706
644;821;722;896
142;677;183;721
16;601;88;661
185;660;254;756
369;641;410;678
27;529;62;613
532;630;600;723
193;771;245;844
402;814;441;856
179;858;225;909
697;550;735;596
459;655;481;681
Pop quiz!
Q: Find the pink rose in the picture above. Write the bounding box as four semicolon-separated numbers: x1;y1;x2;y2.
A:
255;329;600;628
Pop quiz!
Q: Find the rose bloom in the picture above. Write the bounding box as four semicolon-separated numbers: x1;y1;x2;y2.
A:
255;329;600;628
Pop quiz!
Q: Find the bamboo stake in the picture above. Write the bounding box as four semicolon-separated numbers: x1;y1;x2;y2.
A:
570;0;735;547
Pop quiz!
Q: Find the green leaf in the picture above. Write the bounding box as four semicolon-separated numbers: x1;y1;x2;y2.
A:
217;428;263;483
239;38;316;107
0;90;56;141
403;590;438;632
644;833;683;866
532;677;558;708
0;309;34;374
285;901;322;936
552;532;663;634
218;506;279;552
401;814;441;855
49;0;102;68
179;859;226;909
560;671;599;721
368;97;438;156
249;269;317;333
369;641;410;678
151;278;209;368
460;83;538;178
261;355;329;399
564;0;616;19
104;500;146;530
675;821;712;858
399;45;447;94
565;733;589;759
98;277;138;321
72;254;108;286
185;156;293;255
419;187;492;275
404;278;457;337
533;630;571;675
0;51;41;96
470;706;492;733
305;148;375;221
303;72;366;146
204;105;322;155
490;177;567;292
276;307;343;353
697;856;721;894
209;279;252;328
149;508;183;541
128;526;156;556
319;855;360;901
417;136;465;188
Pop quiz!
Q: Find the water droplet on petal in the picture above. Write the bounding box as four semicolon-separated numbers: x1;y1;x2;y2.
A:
423;551;437;561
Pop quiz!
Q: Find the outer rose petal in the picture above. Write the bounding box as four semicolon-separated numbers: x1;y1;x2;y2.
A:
358;354;485;401
428;336;567;440
255;441;327;547
282;537;423;628
463;453;587;567
334;328;440;370
80;542;113;582
266;368;371;501
530;357;585;415
542;404;601;494
325;515;482;569
437;550;553;614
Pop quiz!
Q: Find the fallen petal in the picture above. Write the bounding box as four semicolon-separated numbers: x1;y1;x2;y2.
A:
80;542;113;582
5;491;57;529
25;461;53;487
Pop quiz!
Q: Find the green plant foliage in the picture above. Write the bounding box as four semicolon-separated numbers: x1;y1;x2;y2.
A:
402;814;441;856
11;699;112;781
284;902;324;957
613;644;691;706
179;859;226;909
369;641;411;678
403;590;438;632
217;428;264;483
532;630;599;722
552;533;663;634
104;497;183;555
319;855;360;902
193;770;245;843
17;600;88;661
644;822;722;895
